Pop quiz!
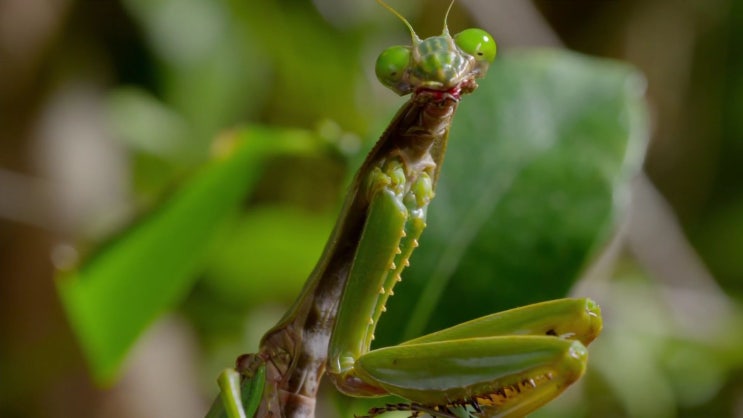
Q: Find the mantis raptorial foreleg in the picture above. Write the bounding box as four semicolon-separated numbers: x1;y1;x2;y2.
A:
206;1;602;417
348;299;600;417
211;365;265;418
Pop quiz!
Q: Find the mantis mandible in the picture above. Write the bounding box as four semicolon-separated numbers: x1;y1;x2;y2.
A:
207;1;602;417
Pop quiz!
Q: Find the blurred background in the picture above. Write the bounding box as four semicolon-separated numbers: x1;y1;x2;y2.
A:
1;0;742;417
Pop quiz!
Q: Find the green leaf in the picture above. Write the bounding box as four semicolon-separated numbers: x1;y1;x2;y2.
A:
376;50;648;344
56;127;320;384
203;207;335;307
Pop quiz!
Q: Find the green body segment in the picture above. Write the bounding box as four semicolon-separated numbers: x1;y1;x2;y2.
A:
356;337;587;406
404;298;602;347
412;36;470;89
352;299;601;416
372;171;432;332
218;369;247;418
328;158;435;393
209;364;266;418
328;163;411;377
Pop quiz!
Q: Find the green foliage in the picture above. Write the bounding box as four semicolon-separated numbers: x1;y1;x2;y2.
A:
57;128;321;384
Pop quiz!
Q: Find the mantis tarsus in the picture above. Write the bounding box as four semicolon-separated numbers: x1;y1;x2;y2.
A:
207;1;602;417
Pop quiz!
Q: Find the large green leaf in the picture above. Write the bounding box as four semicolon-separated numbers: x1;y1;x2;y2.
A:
56;127;320;384
376;50;648;345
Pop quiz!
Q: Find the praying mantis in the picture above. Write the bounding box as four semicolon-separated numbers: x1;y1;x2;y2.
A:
206;1;602;417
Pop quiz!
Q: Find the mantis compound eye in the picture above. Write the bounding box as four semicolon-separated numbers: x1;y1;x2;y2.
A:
454;28;496;62
375;45;412;95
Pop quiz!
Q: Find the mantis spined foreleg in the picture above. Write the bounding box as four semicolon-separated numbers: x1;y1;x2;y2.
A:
207;1;602;417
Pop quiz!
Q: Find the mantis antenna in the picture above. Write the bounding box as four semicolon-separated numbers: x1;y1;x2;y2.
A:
375;0;421;44
375;0;458;38
442;0;456;35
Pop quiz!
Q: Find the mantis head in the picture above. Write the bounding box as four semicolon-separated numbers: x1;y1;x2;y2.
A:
374;0;496;97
